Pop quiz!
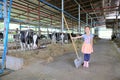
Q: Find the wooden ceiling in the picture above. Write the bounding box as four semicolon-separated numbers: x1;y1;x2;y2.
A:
45;0;120;27
45;0;103;21
1;0;119;28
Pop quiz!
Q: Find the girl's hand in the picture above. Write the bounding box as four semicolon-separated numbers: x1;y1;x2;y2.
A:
71;37;75;39
71;37;76;39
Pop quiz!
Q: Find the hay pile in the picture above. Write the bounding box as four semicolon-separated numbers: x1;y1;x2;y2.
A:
114;39;120;48
38;39;51;46
8;40;82;66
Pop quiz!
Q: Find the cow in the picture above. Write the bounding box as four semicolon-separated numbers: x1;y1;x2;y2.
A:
13;34;20;41
20;29;40;50
48;32;79;44
64;33;69;43
13;28;19;41
32;33;40;49
0;32;3;41
50;32;62;44
67;33;79;43
111;34;116;40
51;32;57;44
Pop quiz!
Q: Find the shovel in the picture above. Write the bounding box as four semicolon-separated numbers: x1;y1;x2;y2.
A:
63;14;83;68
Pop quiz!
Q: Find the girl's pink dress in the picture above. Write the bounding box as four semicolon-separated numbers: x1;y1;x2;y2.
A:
81;34;93;54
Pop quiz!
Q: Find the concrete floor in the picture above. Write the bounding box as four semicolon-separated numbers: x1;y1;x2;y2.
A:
1;39;120;80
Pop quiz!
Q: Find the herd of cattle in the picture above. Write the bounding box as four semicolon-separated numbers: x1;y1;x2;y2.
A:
0;29;83;50
11;29;80;50
0;29;119;50
17;30;120;50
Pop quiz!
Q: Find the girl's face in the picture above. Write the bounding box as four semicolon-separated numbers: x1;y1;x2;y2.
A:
85;27;90;34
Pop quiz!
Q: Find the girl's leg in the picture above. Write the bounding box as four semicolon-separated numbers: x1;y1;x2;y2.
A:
83;61;86;67
83;54;87;67
86;54;90;68
86;61;89;68
83;54;91;68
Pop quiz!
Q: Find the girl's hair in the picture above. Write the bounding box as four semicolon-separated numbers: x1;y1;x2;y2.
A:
84;26;90;29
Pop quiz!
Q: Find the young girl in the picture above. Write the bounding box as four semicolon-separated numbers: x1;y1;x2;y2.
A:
72;26;94;68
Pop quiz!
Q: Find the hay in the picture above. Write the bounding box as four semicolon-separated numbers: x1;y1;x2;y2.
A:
38;39;51;46
46;56;54;63
8;41;82;66
8;50;39;66
114;39;120;48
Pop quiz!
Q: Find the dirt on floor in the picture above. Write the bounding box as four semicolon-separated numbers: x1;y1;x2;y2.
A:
1;39;120;80
2;38;98;67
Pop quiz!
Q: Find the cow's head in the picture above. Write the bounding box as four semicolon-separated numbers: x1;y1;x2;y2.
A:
33;34;41;49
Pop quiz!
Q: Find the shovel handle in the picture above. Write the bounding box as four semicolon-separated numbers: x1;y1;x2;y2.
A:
63;14;80;59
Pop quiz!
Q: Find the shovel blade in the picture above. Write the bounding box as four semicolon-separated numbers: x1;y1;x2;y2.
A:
74;57;83;68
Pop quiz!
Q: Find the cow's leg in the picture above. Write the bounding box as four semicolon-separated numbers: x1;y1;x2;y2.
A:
33;35;38;49
52;35;56;44
23;43;26;50
20;42;24;50
30;43;33;49
20;42;26;50
27;44;30;50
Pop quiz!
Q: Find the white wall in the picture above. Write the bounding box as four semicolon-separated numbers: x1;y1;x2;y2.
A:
98;27;112;39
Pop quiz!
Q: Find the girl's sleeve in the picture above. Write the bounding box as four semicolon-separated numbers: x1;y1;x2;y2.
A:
82;34;85;38
91;34;94;38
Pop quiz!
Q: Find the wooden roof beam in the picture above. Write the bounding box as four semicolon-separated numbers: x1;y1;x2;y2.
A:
64;4;77;10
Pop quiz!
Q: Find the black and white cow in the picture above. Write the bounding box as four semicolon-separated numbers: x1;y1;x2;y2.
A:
61;33;79;43
64;33;69;43
20;29;40;50
32;33;40;49
48;32;79;44
49;32;62;43
51;32;57;43
13;34;20;41
58;32;78;43
0;32;3;41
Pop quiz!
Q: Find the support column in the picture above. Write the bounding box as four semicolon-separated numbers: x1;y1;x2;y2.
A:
38;1;41;35
1;0;12;74
116;16;118;37
86;14;88;26
71;18;73;33
61;0;64;44
50;15;53;32
78;5;80;34
20;23;21;31
47;27;49;38
112;24;114;35
94;21;95;27
0;3;2;18
27;4;30;29
91;18;92;27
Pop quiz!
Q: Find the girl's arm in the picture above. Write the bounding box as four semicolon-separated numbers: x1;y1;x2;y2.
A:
90;38;93;46
72;36;82;39
91;35;94;46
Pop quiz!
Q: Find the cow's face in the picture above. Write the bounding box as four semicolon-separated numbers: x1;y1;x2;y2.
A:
33;35;39;49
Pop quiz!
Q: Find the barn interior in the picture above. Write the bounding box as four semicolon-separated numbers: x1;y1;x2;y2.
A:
0;0;120;80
